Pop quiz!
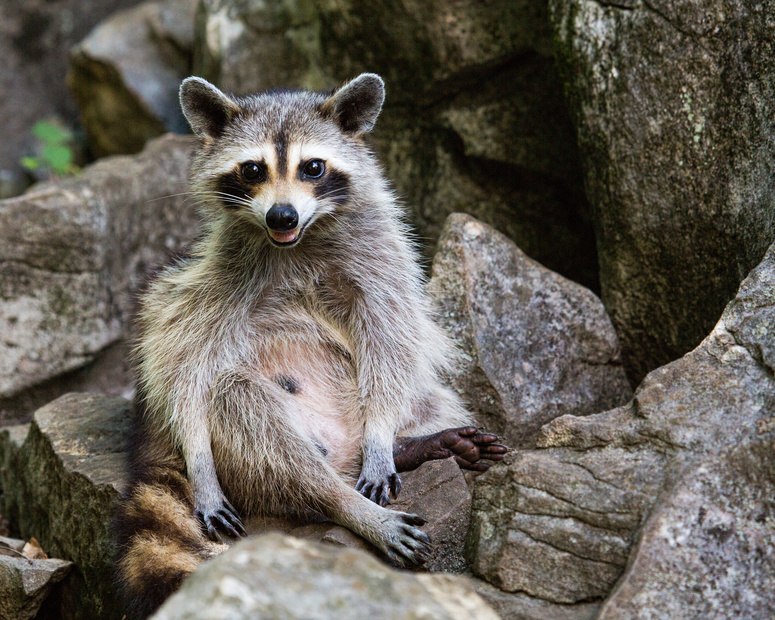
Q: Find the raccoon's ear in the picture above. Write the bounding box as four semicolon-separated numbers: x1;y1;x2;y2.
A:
180;77;240;140
322;73;385;134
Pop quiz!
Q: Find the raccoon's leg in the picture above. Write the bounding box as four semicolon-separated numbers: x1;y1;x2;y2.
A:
393;427;508;473
211;370;431;565
114;419;227;619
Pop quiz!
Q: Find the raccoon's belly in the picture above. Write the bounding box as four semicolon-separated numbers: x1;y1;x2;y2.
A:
265;344;362;476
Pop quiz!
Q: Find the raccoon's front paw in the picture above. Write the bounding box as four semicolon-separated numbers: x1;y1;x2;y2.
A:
194;495;246;543
356;458;401;507
378;511;431;567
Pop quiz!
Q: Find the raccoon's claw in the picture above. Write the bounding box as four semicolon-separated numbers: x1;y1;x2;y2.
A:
356;471;402;507
196;499;245;542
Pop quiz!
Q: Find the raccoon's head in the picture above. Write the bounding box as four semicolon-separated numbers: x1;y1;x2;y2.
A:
180;74;386;248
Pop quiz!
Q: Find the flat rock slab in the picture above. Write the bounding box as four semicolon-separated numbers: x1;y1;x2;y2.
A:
0;133;197;402
466;240;775;608
430;213;632;448
151;533;500;620
1;393;132;620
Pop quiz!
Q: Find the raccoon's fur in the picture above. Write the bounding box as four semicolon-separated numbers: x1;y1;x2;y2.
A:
114;73;502;618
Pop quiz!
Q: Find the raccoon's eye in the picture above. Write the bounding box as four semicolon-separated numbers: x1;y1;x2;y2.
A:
302;159;325;179
240;161;266;183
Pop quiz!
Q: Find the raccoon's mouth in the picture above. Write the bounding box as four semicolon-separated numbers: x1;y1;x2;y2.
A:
266;225;306;247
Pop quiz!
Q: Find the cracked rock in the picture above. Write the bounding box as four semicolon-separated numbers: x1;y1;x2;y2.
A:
550;0;775;381
467;240;775;609
429;213;632;447
151;533;500;620
0;134;197;405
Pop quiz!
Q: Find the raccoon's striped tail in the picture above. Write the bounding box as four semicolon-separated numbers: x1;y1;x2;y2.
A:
113;461;225;619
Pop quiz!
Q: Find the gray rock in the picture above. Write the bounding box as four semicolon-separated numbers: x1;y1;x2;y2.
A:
471;579;600;620
598;433;775;619
69;0;197;157
465;240;775;605
429;213;632;448
550;0;775;381
0;547;72;620
151;533;500;620
190;0;597;288
1;393;132;620
0;133;198;405
0;0;142;198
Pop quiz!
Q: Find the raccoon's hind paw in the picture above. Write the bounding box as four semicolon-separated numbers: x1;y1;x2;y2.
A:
380;512;431;567
393;427;508;473
195;497;246;543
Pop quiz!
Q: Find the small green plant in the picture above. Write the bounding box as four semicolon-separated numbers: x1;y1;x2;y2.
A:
20;121;80;177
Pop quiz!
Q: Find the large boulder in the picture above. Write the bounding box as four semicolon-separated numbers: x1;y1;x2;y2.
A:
466;238;775;610
0;134;198;411
186;0;598;288
151;533;500;620
0;0;142;198
550;0;775;381
430;213;631;448
598;433;775;619
68;0;197;157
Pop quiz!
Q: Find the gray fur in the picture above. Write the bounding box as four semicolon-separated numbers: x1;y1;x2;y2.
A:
134;73;471;563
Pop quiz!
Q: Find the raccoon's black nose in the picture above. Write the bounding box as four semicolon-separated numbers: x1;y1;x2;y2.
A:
266;203;299;231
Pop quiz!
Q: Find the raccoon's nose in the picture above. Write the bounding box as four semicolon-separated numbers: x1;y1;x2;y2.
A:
266;203;299;231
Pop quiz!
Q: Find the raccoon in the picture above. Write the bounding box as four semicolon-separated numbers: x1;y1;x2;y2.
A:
114;73;506;618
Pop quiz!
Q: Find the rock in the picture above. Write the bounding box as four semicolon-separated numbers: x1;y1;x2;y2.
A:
1;393;132;620
0;133;198;405
390;458;472;573
68;0;197;157
190;0;597;289
0;0;142;197
471;579;600;620
0;539;72;620
550;0;775;381
598;433;775;619
151;533;500;620
465;239;775;605
429;213;632;448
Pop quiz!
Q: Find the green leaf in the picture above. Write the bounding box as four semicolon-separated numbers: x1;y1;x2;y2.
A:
42;145;73;174
19;156;40;170
32;121;70;146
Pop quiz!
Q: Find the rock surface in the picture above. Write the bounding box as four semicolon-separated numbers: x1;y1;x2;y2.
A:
0;538;72;620
598;433;775;619
466;239;775;607
550;0;775;381
151;533;500;620
0;133;198;405
69;0;197;157
191;0;598;288
430;213;631;448
0;0;142;198
1;393;131;620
